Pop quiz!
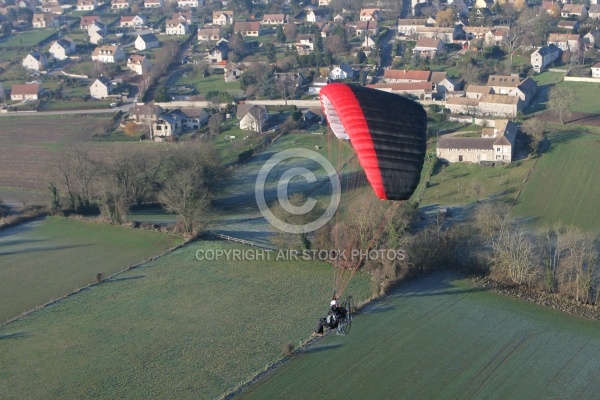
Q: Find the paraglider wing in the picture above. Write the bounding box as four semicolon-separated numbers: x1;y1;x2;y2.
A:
320;83;427;201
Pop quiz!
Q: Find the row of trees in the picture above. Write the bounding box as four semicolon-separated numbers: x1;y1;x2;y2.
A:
49;142;223;236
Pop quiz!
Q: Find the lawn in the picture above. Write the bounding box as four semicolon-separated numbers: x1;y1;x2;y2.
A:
557;80;600;114
512;133;600;231
0;30;57;49
174;72;242;97
0;216;182;322
239;273;600;400
420;156;533;206
0;240;371;399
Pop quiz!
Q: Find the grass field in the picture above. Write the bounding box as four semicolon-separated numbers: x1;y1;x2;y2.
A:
420;158;533;206
0;30;56;49
239;273;600;400
512;133;600;231
0;241;371;399
0;114;132;202
174;73;242;97
0;217;182;322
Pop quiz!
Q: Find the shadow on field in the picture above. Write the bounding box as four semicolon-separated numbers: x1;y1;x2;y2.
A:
0;238;45;247
0;243;93;256
106;275;146;282
0;331;29;340
301;343;343;354
400;287;486;297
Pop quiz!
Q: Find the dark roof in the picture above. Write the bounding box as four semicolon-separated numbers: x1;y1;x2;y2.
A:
437;136;496;150
236;104;267;119
129;102;163;116
138;33;159;43
536;43;560;56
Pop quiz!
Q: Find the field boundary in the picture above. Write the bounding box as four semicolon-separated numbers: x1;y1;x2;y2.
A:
209;232;277;250
0;236;192;329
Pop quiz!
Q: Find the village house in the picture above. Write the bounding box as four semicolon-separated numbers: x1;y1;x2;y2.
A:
76;0;97;11
236;104;269;132
415;26;463;43
308;76;330;95
295;34;314;54
177;0;200;8
135;33;159;50
413;37;444;57
120;14;147;28
366;82;433;100
436;119;518;164
316;22;334;37
152;109;201;138
396;19;428;36
127;54;152;75
22;51;48;71
531;44;561;72
234;21;262;36
213;10;233;25
465;84;492;99
111;0;131;10
359;8;380;21
557;20;578;32
165;18;187;35
143;0;163;8
88;29;106;45
87;20;107;35
224;62;243;82
464;26;490;41
49;38;76;60
591;62;600;78
10;83;41;101
430;71;463;99
39;2;64;14
484;27;509;46
383;69;431;83
547;33;582;52
198;27;222;41
90;76;112;99
318;0;330;5
275;72;304;95
129;102;163;122
588;5;600;19
354;20;379;37
91;44;125;63
208;40;228;63
329;63;356;80
445;96;481;114
560;3;587;19
540;1;561;16
486;75;520;95
172;11;193;25
32;12;59;28
261;14;288;25
306;8;330;23
478;94;521;117
80;15;100;29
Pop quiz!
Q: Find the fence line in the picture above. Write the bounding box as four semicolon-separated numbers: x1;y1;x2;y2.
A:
210;232;276;250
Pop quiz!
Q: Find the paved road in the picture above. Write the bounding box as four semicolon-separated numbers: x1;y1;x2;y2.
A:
0;98;136;117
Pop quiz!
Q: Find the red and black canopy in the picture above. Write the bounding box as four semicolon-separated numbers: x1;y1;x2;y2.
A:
320;83;427;201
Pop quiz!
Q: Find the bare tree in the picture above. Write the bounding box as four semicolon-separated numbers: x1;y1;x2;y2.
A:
548;86;575;125
54;147;98;212
502;26;522;71
492;228;539;285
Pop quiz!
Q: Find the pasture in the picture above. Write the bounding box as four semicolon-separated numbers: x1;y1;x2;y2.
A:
239;273;600;400
512;133;600;231
0;30;56;49
0;216;182;322
174;72;243;97
0;241;371;399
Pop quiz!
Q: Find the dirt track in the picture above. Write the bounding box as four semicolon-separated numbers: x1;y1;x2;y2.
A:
539;110;600;127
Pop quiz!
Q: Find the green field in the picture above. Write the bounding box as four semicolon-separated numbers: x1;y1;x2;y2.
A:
512;134;600;231
0;241;371;399
420;158;533;206
0;30;57;49
174;73;242;97
0;217;182;322
557;81;600;114
240;273;600;399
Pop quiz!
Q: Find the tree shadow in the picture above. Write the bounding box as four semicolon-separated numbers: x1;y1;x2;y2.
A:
300;343;344;354
0;243;94;256
106;275;146;282
0;331;29;340
399;287;487;297
0;238;45;247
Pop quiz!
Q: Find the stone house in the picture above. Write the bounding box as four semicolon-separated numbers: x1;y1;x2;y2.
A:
396;19;427;36
478;94;521;117
366;82;433;100
383;69;431;83
530;44;561;73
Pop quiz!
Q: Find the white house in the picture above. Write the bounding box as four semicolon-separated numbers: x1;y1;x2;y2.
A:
213;10;234;25
111;0;131;9
90;76;112;99
120;14;147;28
306;8;330;23
591;62;600;78
10;83;41;101
177;0;200;8
76;0;97;11
135;33;159;50
127;55;152;75
22;52;48;71
143;0;163;7
531;44;561;73
165;19;187;35
91;45;125;63
49;38;76;60
329;63;356;80
236;104;269;132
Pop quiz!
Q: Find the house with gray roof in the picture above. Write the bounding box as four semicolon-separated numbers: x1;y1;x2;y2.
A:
531;44;561;73
135;33;159;50
236;104;268;132
152;109;200;138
